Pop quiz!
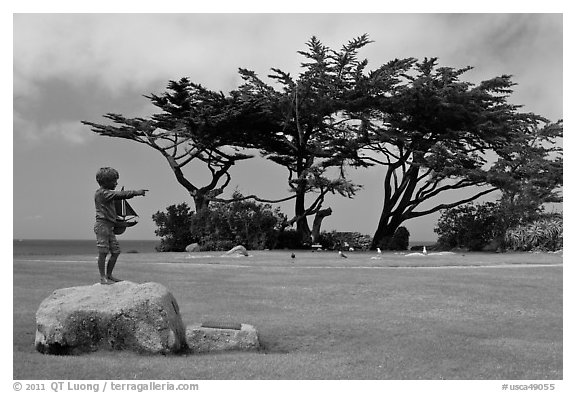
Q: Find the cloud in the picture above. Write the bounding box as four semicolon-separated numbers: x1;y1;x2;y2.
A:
13;13;562;144
23;215;43;221
14;112;95;144
14;14;171;96
14;14;281;96
48;121;95;144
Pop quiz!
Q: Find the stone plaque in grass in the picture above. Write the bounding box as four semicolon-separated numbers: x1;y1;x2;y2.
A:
186;323;260;353
201;321;242;330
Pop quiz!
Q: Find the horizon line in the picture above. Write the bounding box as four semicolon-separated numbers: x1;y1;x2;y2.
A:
12;238;439;243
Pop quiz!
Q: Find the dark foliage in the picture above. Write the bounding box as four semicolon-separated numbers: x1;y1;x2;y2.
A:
433;201;558;252
152;203;195;252
318;231;373;251
189;196;287;251
388;227;410;250
434;203;496;251
275;229;308;250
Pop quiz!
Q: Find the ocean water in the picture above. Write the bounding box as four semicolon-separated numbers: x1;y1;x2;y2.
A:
13;239;160;256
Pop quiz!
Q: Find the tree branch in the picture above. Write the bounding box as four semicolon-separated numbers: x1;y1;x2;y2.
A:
412;178;483;204
406;187;499;218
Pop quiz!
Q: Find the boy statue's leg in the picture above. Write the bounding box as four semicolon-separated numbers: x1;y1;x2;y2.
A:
95;222;122;284
106;253;123;282
98;252;111;284
95;221;114;285
106;235;123;282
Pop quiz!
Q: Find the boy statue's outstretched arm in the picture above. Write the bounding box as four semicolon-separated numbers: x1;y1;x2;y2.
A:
106;189;149;201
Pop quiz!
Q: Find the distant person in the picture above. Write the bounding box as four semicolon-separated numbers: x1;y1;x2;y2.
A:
94;167;147;285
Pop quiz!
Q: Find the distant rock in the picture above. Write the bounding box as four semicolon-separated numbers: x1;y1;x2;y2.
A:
35;281;187;355
185;243;201;252
224;245;249;256
186;323;260;353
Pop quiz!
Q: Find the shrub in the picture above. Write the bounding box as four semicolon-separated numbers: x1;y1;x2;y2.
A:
389;226;410;250
189;197;287;251
319;231;372;251
435;200;562;252
152;203;195;252
434;202;500;251
275;229;306;249
504;216;563;251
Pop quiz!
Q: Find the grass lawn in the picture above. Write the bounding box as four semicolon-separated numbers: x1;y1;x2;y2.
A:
13;251;562;380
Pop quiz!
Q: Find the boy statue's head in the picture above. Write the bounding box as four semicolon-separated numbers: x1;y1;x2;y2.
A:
96;167;119;189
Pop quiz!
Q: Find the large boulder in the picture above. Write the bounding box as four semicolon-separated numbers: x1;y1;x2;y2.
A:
185;243;201;252
35;281;187;355
223;245;248;256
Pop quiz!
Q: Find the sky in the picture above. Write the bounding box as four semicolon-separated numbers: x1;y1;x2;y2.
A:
11;10;564;241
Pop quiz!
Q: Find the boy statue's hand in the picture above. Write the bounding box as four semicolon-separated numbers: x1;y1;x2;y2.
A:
138;189;149;196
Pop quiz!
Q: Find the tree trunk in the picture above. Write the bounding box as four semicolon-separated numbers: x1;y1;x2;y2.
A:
295;188;311;245
311;207;332;244
371;164;420;250
371;207;405;250
371;198;402;249
193;194;210;213
371;224;399;250
296;217;312;245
